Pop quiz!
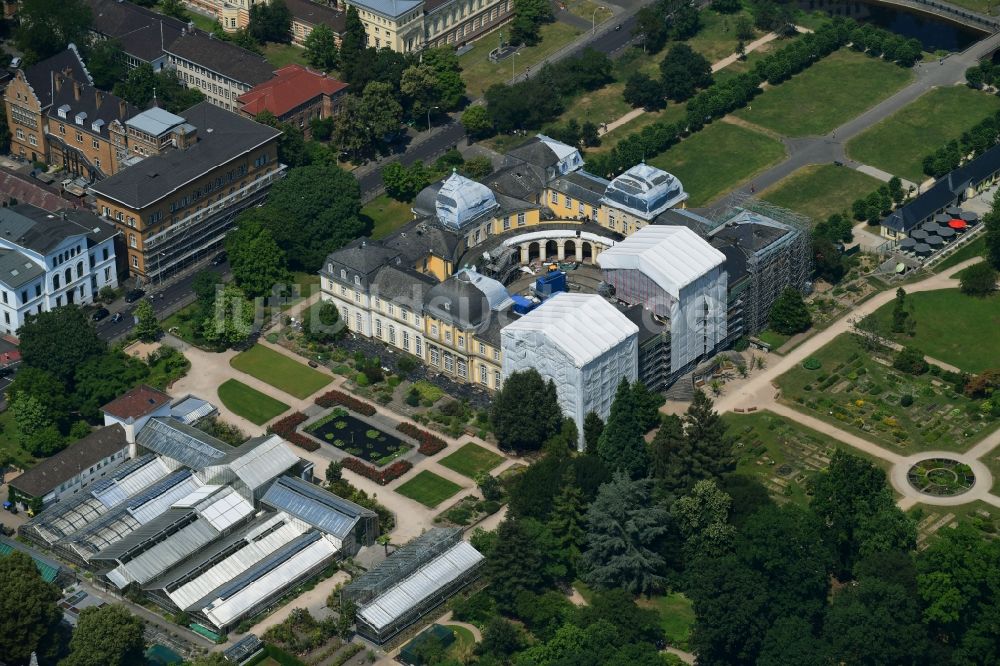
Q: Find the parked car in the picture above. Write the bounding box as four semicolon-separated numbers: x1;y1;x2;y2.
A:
91;307;110;321
125;288;145;303
111;312;124;323
211;251;227;265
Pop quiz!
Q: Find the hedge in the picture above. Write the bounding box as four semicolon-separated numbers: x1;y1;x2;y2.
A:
315;389;377;416
268;412;318;452
342;457;413;485
397;422;448;456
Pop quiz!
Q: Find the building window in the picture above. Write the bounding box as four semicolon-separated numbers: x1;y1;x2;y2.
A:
388;325;395;344
579;202;585;215
402;331;410;350
415;337;422;356
375;319;382;337
480;365;488;384
354;292;361;303
430;347;440;365
457;359;467;378
517;212;525;226
503;216;510;230
129;233;136;248
75;131;83;143
478;342;485;355
458;335;465;349
15;128;23;140
550;191;558;204
444;354;454;372
355;312;362;331
104;267;111;281
28;134;36;146
92;138;99;149
354;275;361;286
430;324;438;337
340;285;347;296
493;348;500;361
445;331;452;343
132;255;138;268
340;269;347;279
495;370;501;387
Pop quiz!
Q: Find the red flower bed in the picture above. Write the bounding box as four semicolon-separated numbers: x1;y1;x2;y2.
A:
267;412;318;452
397;422;447;456
315;389;376;416
341;457;413;485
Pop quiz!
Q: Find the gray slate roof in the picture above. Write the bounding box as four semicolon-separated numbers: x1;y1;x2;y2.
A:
86;0;188;63
371;264;436;307
483;165;546;202
165;32;276;85
284;0;346;31
11;425;128;498
0;249;45;288
22;46;92;109
549;171;609;208
88;102;281;210
382;219;461;264
0;204;118;254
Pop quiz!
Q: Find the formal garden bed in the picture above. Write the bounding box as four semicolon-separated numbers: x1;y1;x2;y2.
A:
306;409;412;467
776;334;999;451
908;458;976;496
433;494;504;527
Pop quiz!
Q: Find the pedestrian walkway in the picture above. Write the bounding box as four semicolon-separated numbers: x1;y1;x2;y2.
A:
853;163;918;192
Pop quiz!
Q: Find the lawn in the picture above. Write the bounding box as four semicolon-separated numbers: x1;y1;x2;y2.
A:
552;82;633;130
217;379;290;425
0;409;33;470
637;593;695;650
584;102;689;157
648;122;786;205
459;21;583;98
735;49;913;137
439;443;504;478
361;195;413;240
756;328;791;350
279;272;322;311
685;8;763;63
871;288;1000;373
263;43;310;69
847;86;1000;182
230;345;332;399
776;333;999;452
395;470;464;507
726;410;893;507
760;164;883;221
936;235;985;271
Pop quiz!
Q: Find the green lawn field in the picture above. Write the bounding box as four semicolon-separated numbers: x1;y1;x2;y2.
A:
871;288;1000;373
361;195;413;240
230;345;332;399
736;49;913;137
847;86;1000;182
685;8;763;63
439;443;504;478
217;379;289;426
761;164;882;221
936;236;985;271
648;122;786;205
637;593;696;650
395;471;464;507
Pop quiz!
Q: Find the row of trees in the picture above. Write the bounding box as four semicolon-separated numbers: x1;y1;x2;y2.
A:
811;212;854;284
921;109;1000;178
624;43;714;111
850;175;907;222
633;0;703;55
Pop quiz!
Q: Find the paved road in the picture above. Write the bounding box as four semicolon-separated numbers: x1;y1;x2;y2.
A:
716;30;1000;204
95;260;229;341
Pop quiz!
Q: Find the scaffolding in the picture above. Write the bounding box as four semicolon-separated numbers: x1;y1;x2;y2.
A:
709;194;813;336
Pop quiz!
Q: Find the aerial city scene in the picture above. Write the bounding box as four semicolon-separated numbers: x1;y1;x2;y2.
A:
0;0;998;662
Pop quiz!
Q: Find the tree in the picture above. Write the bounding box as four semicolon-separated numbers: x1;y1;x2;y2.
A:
63;604;146;666
249;0;292;43
986;191;1000;270
582;411;603;452
671;479;735;561
682;390;736;482
19;306;105;382
259;162;365;272
11;392;53;445
669;4;701;39
959;261;997;296
481;617;525;658
84;38;126;90
325;460;342;484
15;0;92;63
133;299;161;343
890;287;911;333
401;64;441;127
72;351;150;421
226;217;290;298
758;616;829;666
202;285;256;348
623;72;665;111
490;369;562;451
486;518;550;610
304;24;338;70
659;43;713;102
462;156;493;180
711;0;741;12
461;104;493;139
0;550;63;664
811;450;913;576
893;345;929;375
580;473;670;595
303;301;343;343
595;379;649;477
823;578;928;665
160;0;188;20
333;84;404;159
7;366;71;428
510;0;553;46
339;6;366;83
768;287;812;335
381;161;431;202
548;468;586;574
192;270;221;311
649;413;692;495
114;64;203;113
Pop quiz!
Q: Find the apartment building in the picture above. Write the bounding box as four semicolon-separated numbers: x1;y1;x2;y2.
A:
89;102;283;283
85;0;188;71
342;0;511;51
0;204;119;333
165;32;276;112
285;0;347;46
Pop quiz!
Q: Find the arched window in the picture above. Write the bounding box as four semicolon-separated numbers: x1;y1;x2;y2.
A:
76;261;83;279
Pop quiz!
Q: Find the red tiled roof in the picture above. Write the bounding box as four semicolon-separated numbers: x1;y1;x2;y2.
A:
237;64;348;118
0;168;77;211
101;384;172;420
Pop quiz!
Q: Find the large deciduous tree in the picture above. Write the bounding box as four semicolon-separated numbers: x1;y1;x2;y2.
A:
249;0;292;43
62;604;146;666
84;39;126;91
659;43;713;102
18;306;105;382
0;550;64;664
580;472;670;595
671;479;735;561
226;216;290;298
768;287;812;335
202;284;256;348
486;518;550;611
15;0;92;63
490;369;562;451
134;299;161;343
304;24;338;71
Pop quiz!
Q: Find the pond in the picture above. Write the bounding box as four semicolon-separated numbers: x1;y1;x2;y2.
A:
864;6;981;52
307;409;411;466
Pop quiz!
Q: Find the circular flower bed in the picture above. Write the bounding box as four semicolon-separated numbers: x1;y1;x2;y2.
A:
803;358;822;370
907;458;976;496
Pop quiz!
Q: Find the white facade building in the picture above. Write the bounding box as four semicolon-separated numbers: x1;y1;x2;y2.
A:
598;225;728;375
0;204;119;334
501;293;638;450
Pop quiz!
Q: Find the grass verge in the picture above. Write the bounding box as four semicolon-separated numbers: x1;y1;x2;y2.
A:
231;345;332;399
218;379;290;425
395;470;464;507
361;194;414;240
439;443;504;478
637;593;695;650
760;163;883;221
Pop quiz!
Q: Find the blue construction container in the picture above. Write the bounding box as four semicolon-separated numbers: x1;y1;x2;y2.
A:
535;271;567;297
511;294;536;315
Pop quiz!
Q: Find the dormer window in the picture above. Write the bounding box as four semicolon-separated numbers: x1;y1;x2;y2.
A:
74;111;87;126
354;275;361;286
340;269;346;279
57;105;70;119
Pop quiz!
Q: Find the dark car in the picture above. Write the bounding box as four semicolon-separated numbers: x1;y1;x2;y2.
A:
91;307;110;321
211;251;227;265
125;288;145;303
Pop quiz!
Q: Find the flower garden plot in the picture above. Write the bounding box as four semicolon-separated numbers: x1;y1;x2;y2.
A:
776;334;999;452
306;408;412;466
908;458;976;497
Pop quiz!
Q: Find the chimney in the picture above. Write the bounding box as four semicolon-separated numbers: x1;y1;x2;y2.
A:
95;90;104;109
73;80;82;101
54;73;64;94
119;99;127;118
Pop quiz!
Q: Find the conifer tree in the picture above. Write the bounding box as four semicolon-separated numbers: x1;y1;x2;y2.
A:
650;413;693;496
548;468;586;574
683;390;735;481
596;378;649;478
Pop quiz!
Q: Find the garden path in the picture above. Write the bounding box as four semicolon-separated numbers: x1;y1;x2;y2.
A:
438;611;484;641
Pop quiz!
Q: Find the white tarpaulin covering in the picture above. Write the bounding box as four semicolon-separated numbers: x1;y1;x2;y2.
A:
598;225;727;373
358;541;484;631
502;293;638;450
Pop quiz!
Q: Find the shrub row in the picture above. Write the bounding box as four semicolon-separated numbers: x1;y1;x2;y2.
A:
342;457;413;485
268;412;318;451
397;422;448;456
922;109;1000;178
315;389;377;416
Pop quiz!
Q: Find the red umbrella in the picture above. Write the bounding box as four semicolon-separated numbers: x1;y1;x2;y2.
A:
948;219;967;229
